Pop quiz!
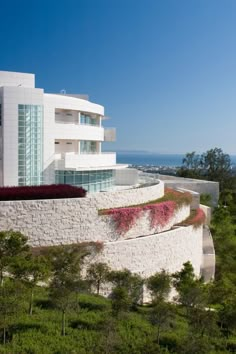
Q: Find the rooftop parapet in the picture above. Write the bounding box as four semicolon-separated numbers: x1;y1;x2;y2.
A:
0;71;35;88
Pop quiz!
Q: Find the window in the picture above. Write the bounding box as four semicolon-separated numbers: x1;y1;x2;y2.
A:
80;113;99;126
80;141;97;154
18;105;43;186
55;170;114;192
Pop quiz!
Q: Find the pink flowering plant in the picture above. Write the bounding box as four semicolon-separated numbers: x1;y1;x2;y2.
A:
99;188;193;235
104;207;143;234
143;201;176;228
178;208;206;229
101;201;176;235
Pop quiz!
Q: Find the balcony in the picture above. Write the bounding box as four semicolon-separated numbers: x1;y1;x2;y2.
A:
55;152;116;170
54;123;104;141
104;128;116;142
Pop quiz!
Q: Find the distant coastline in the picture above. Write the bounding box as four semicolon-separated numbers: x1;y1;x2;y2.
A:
117;153;184;167
117;152;236;168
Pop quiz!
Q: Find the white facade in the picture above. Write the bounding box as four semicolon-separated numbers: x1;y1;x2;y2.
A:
0;71;123;192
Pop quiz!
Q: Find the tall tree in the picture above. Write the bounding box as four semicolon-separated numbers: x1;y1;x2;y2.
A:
0;230;29;286
0;280;24;345
177;147;232;191
200;148;231;189
111;286;131;316
177;152;201;178
149;300;175;345
108;269;143;309
172;262;208;310
146;270;172;301
48;244;89;336
12;255;50;315
87;262;110;295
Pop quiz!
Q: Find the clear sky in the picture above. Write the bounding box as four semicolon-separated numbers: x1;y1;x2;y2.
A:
1;0;236;154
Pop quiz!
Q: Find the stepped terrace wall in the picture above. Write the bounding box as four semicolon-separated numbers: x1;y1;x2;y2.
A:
92;225;203;300
96;225;203;277
0;182;167;246
157;175;219;207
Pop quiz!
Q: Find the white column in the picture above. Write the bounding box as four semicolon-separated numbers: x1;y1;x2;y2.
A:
98;142;101;153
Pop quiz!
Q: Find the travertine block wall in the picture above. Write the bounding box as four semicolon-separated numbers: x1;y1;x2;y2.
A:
88;181;164;209
93;225;203;300
0;182;166;246
101;204;190;241
95;226;202;277
0;181;204;299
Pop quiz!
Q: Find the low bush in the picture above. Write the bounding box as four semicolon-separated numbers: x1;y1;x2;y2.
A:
99;188;191;234
0;184;86;201
178;208;206;228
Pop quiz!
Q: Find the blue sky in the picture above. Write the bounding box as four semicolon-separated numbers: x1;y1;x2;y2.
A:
1;0;236;154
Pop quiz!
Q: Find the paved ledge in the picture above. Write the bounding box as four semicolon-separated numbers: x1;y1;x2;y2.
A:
201;226;215;282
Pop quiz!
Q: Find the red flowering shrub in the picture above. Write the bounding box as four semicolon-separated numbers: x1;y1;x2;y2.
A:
0;184;86;201
99;187;193;235
102;201;176;234
144;201;176;228
178;208;206;228
105;207;143;234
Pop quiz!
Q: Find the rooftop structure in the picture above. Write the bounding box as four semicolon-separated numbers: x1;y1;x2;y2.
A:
0;71;126;192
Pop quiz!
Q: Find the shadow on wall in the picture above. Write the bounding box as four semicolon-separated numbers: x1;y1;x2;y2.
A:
43;160;56;185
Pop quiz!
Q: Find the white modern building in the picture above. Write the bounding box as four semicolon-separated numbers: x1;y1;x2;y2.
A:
0;70;127;192
0;71;216;295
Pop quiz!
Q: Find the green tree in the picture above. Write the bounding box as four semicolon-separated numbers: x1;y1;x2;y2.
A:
0;230;29;286
177;152;201;178
149;300;175;345
0;280;24;345
172;261;195;292
201;148;231;189
181;335;214;354
172;262;208;310
87;262;110;295
111;286;131;316
108;269;143;308
49;244;89;336
217;294;236;337
12;255;50;315
187;307;219;338
211;206;236;282
146;270;172;301
177;148;232;191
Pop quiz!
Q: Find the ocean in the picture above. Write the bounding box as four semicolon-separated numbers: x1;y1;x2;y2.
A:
116;153;236;167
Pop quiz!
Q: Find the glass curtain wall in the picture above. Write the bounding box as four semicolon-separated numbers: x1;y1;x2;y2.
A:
55;169;114;192
80;141;97;154
18;105;43;185
80;113;99;126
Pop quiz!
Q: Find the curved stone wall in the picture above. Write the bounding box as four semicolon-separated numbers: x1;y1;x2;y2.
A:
92;225;203;301
95;225;203;280
100;204;190;241
0;182;166;246
89;181;164;209
0;181;203;296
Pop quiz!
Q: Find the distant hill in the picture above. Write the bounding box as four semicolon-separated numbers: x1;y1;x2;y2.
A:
109;150;160;155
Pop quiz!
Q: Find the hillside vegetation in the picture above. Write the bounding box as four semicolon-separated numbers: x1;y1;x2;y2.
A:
0;147;235;353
